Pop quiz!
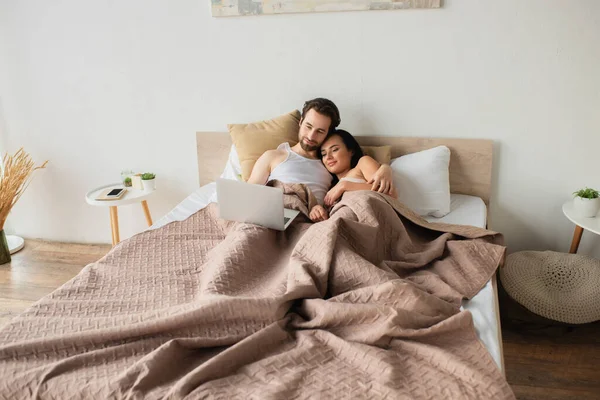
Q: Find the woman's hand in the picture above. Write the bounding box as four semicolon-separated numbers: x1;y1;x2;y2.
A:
324;182;346;206
368;164;395;195
309;205;329;222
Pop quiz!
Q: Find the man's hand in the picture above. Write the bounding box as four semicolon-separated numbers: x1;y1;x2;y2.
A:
309;205;329;222
368;164;395;195
324;182;346;206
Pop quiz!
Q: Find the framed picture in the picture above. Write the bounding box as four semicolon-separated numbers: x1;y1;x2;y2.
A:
211;0;441;17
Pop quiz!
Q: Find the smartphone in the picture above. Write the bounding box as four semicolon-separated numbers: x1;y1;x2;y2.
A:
106;188;124;198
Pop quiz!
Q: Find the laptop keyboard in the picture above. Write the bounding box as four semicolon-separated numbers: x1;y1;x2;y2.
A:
284;217;291;224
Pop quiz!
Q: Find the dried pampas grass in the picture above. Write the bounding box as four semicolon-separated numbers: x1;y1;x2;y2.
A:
0;148;48;230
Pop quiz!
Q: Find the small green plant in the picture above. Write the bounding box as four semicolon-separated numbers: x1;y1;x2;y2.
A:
573;187;599;199
123;177;132;187
141;173;155;180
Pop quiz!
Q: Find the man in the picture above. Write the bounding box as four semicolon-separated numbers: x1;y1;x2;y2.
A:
248;98;395;211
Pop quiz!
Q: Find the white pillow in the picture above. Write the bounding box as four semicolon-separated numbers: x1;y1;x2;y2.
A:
219;144;243;181
391;145;451;217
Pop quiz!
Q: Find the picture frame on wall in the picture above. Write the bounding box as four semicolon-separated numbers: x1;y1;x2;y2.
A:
211;0;441;17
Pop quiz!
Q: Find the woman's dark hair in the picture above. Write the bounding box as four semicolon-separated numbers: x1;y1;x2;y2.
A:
301;98;341;132
319;129;364;186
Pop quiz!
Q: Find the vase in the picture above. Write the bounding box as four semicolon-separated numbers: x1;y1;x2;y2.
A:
573;197;600;218
142;179;156;192
0;230;11;265
121;170;134;187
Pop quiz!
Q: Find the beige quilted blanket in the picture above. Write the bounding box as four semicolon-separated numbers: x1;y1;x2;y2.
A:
0;183;515;399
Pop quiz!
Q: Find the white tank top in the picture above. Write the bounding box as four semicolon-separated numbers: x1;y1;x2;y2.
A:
268;143;332;204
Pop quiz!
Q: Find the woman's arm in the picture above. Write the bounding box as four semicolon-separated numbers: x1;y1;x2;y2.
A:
323;180;373;206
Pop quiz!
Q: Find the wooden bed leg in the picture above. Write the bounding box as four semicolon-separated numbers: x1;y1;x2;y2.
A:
492;274;506;376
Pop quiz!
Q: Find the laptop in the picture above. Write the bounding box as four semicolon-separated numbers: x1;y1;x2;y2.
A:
216;178;301;231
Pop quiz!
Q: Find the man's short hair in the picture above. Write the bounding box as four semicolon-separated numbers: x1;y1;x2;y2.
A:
301;98;341;132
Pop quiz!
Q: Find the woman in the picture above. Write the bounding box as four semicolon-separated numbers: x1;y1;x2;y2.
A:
309;129;398;222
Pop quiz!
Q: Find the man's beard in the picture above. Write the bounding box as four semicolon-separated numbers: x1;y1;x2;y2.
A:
300;138;319;152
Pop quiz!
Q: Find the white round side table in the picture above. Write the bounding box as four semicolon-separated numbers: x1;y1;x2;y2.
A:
562;200;600;253
85;183;156;246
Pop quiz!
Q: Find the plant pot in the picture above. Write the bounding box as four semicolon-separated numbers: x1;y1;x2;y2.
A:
0;230;11;265
142;179;156;192
573;197;600;218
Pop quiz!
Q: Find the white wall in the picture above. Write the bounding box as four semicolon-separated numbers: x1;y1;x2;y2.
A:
1;0;599;257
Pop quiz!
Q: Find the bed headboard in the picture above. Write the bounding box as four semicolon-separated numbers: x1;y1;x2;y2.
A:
196;132;494;206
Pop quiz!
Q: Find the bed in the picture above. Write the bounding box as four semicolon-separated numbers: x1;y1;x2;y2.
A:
183;132;505;372
0;133;512;399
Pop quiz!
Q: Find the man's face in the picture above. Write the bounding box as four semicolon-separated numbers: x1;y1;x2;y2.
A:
298;109;331;152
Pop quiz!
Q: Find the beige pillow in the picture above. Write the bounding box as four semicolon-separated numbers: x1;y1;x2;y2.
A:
228;110;301;181
361;145;392;165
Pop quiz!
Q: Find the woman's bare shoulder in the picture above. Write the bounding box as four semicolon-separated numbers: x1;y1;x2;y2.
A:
358;155;378;165
357;155;380;170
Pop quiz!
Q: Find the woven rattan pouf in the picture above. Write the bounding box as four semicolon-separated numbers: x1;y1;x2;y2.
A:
499;251;600;324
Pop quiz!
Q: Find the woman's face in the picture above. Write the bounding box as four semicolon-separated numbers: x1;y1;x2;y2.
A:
320;135;353;175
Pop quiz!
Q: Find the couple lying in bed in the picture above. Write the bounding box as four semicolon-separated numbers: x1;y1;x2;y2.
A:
247;97;398;222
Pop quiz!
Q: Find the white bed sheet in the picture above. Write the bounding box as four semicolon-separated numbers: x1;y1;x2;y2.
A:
424;195;502;371
151;189;502;371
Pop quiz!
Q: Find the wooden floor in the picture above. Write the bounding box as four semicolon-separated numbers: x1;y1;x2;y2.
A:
499;282;600;399
503;321;600;399
0;239;111;327
1;240;599;399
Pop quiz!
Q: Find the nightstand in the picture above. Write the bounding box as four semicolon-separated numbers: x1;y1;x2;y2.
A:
85;183;155;246
562;200;600;253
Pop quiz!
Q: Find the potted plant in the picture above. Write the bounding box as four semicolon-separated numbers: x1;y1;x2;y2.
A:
572;187;600;218
0;148;48;264
141;172;156;192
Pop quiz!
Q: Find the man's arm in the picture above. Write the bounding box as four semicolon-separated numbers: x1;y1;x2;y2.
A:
368;164;395;194
356;156;382;183
340;181;372;192
247;150;277;185
356;156;395;195
345;179;397;198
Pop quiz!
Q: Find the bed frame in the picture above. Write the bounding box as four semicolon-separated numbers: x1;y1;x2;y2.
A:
195;132;505;374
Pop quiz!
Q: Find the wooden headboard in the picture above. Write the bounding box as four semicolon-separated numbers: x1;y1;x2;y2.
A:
196;132;494;206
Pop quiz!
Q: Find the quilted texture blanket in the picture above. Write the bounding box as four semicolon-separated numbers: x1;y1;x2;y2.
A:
0;183;515;399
